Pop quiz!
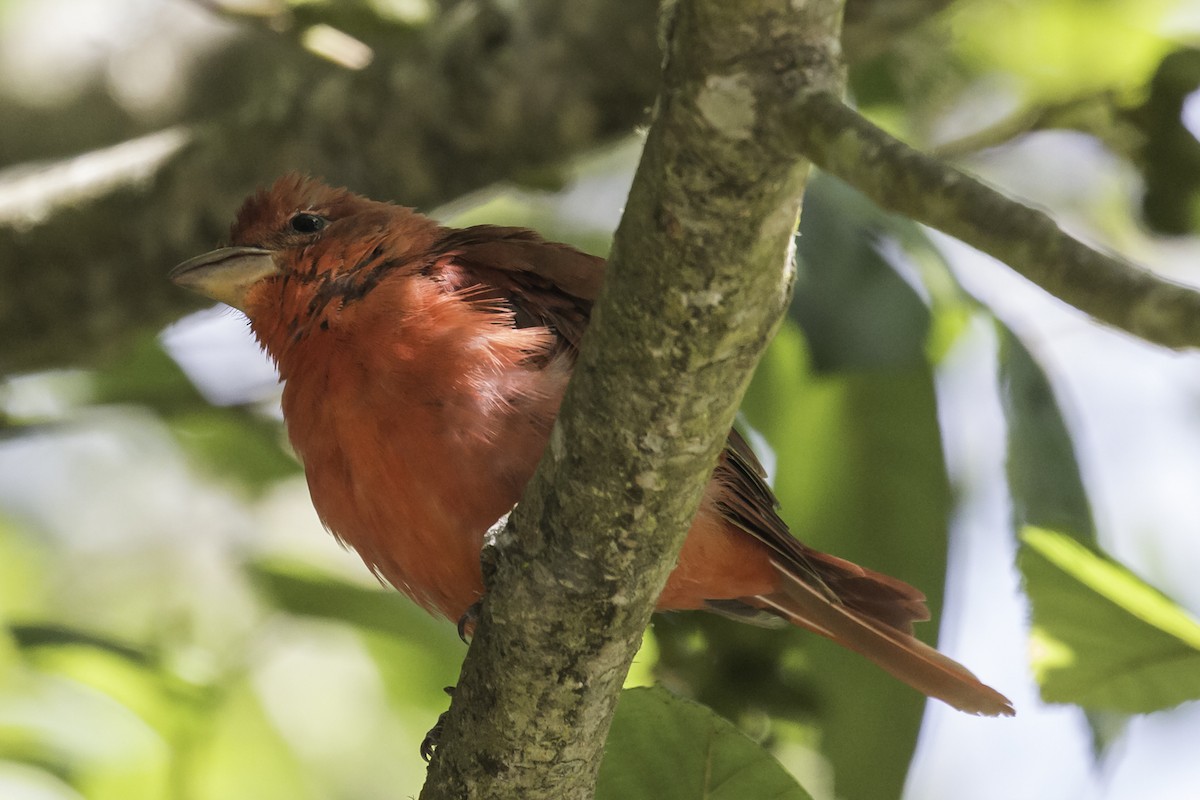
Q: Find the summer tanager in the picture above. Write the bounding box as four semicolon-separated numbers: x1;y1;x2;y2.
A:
171;174;1013;716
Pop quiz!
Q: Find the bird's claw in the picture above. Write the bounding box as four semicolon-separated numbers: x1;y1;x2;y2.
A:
456;600;482;643
420;686;456;762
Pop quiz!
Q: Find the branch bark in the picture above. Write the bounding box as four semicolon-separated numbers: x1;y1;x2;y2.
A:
419;1;845;798
786;91;1200;351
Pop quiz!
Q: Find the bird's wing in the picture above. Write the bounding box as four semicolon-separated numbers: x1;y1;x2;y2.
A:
434;224;928;630
427;223;1013;716
431;225;603;353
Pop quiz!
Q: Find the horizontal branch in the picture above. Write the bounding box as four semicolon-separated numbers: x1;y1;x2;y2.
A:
786;90;1200;351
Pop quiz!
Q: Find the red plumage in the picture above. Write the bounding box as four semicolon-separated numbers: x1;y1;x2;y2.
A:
172;174;1013;716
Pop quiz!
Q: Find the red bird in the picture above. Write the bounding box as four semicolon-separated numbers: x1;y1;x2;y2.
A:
171;174;1013;716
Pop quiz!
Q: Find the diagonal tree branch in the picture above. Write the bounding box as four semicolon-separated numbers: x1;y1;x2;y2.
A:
785;91;1200;351
419;1;846;798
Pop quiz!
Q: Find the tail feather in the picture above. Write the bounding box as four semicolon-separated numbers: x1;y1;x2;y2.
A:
798;547;931;634
761;558;1014;717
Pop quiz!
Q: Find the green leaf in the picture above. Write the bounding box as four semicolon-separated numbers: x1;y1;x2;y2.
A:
1135;47;1200;235
998;328;1096;543
0;675;173;800
740;322;950;800
999;327;1132;745
8;625;215;744
169;409;300;493
792;174;931;372
90;334;208;414
248;559;456;646
792;171;976;363
596;687;811;800
88;333;298;493
9;624;153;666
187;677;317;800
1020;527;1200;712
250;560;468;750
741;167;964;799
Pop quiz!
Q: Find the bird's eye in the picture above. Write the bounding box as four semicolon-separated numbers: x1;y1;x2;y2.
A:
289;213;328;234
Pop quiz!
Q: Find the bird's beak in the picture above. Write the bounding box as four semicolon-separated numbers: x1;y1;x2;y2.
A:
169;246;279;311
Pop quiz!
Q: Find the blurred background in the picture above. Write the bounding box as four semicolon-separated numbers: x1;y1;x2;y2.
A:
3;0;1200;798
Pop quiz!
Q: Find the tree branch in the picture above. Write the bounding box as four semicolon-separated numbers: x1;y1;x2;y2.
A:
419;1;845;797
786;91;1200;351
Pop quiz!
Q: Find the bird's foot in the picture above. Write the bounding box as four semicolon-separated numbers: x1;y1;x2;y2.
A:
456;601;482;643
421;685;456;762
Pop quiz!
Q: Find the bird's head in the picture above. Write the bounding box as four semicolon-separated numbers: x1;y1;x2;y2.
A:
169;173;436;314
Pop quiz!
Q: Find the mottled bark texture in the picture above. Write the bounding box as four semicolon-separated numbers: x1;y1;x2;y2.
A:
787;91;1200;350
418;1;844;798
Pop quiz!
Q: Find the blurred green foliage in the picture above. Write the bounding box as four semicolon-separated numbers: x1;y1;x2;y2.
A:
1136;48;1200;235
89;335;301;494
791;174;931;372
999;328;1096;543
947;0;1173;100
4;0;1200;798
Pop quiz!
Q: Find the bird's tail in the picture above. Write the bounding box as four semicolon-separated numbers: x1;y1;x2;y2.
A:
757;553;1014;717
